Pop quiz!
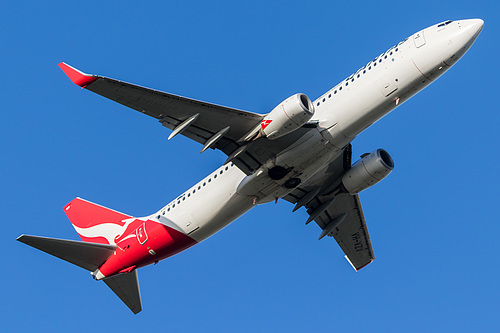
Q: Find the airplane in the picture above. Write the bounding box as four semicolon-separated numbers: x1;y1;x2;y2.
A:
18;19;483;314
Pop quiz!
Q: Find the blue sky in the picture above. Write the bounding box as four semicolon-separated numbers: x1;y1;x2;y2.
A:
2;1;499;332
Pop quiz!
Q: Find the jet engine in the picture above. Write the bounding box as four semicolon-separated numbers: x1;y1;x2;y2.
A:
260;93;314;140
341;149;394;194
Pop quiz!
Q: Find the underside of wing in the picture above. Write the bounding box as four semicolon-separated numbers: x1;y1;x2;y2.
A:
311;193;374;270
59;62;313;175
283;145;375;271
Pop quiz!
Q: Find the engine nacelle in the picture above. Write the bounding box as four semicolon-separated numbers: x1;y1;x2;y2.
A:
342;149;394;194
260;93;314;140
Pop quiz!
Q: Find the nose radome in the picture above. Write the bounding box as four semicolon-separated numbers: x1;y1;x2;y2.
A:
462;19;484;39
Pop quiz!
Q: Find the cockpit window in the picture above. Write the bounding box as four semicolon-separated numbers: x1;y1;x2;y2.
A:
438;20;453;28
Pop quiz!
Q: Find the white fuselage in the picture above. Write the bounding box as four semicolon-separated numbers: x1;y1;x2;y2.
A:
152;19;483;243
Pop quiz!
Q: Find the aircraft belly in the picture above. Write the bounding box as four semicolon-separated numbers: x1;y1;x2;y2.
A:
237;130;339;201
188;193;255;242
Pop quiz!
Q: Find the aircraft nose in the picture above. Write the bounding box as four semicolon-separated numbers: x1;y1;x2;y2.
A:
462;19;484;40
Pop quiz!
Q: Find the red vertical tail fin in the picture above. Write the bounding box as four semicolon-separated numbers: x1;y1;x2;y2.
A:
64;198;134;245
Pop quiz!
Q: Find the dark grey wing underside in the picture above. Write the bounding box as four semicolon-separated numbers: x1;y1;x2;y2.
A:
308;193;374;270
85;76;310;174
283;146;375;270
86;77;262;145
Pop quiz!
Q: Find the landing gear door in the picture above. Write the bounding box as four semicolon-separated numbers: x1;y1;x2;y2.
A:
376;74;399;97
413;30;426;48
182;220;199;235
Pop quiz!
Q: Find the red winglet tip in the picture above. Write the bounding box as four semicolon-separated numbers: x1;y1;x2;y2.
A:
356;259;374;271
58;62;98;87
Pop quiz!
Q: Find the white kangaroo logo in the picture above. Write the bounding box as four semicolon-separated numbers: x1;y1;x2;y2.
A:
72;217;138;245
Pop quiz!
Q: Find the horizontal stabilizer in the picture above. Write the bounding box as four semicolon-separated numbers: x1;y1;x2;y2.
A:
104;270;142;314
17;234;116;271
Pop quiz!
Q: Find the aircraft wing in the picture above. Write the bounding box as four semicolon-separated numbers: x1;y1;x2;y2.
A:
283;145;375;270
59;62;310;175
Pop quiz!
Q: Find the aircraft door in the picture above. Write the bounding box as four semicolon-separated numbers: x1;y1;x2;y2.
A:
136;223;148;244
413;30;426;48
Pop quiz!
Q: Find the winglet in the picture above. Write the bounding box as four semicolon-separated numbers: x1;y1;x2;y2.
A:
58;62;98;88
345;255;373;271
